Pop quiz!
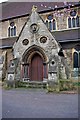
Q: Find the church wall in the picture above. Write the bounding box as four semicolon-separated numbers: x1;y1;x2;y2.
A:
1;21;8;38
0;48;13;68
0;16;28;39
0;6;80;39
0;49;2;54
6;48;13;67
0;49;7;79
40;11;67;30
61;42;80;79
0;5;80;81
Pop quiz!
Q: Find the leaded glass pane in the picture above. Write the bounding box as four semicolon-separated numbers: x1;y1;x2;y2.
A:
73;52;78;68
68;17;71;28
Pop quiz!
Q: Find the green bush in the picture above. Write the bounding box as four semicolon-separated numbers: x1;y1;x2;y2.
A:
73;82;80;86
59;79;78;91
46;81;59;92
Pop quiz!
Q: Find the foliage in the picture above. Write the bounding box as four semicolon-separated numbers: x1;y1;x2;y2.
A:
59;79;78;91
15;81;46;89
73;82;80;86
46;81;59;92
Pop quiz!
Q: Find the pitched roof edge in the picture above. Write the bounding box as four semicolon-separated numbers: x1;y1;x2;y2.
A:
1;2;80;22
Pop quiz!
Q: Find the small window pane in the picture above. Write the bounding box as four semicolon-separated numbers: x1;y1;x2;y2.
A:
49;21;52;31
14;26;16;36
10;22;14;27
70;10;76;17
72;17;75;27
76;16;79;27
73;52;78;68
8;22;16;37
47;14;53;20
68;17;71;28
53;19;56;30
11;28;14;36
8;27;10;37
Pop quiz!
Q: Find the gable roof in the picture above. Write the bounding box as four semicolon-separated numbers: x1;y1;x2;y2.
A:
1;2;79;21
13;6;60;58
0;2;80;49
0;37;17;48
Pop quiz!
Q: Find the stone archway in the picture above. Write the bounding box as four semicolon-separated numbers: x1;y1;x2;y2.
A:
22;45;48;81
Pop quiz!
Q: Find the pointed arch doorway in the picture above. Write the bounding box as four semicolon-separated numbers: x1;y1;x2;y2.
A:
29;53;43;81
22;45;48;81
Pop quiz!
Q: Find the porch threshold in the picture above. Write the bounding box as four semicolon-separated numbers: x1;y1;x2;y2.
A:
23;79;47;84
19;79;47;88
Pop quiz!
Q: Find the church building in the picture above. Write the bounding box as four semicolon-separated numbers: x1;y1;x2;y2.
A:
0;2;80;82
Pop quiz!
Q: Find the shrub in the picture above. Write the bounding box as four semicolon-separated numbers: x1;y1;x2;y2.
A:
59;79;78;91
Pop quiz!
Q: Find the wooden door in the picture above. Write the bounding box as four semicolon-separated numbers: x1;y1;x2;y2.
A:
29;53;43;81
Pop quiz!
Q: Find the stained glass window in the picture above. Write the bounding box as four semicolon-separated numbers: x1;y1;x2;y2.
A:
72;17;75;27
70;10;76;17
47;14;53;20
68;17;71;28
45;14;56;31
68;14;80;28
49;21;52;31
8;22;16;37
76;16;79;27
53;19;56;30
73;52;78;68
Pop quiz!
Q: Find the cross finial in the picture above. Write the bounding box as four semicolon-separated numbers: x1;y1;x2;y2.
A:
32;5;37;12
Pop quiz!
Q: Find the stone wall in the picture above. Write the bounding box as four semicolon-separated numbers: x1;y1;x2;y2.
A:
0;6;80;81
0;48;13;68
6;48;13;67
63;49;74;79
1;17;27;39
0;7;79;39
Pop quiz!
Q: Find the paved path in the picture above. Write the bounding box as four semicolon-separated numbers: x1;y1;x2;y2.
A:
2;88;78;118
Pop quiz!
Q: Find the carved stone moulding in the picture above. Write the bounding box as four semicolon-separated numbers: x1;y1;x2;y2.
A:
40;36;47;43
22;39;29;45
30;23;39;33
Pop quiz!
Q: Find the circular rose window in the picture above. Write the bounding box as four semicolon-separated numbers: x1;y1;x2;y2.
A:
22;39;29;45
70;10;76;17
40;36;47;43
30;23;39;33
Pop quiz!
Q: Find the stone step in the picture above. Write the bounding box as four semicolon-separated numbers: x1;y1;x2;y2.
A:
17;81;47;88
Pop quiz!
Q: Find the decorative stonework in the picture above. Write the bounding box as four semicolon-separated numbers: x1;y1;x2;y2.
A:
32;5;37;12
30;23;39;33
40;36;47;43
12;6;68;82
22;39;29;45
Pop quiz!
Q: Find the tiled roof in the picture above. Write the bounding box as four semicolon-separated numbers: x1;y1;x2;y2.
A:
0;28;80;49
0;37;18;48
0;2;79;21
52;28;80;42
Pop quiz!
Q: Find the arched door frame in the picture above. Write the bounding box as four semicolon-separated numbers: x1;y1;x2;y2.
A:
22;45;48;81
